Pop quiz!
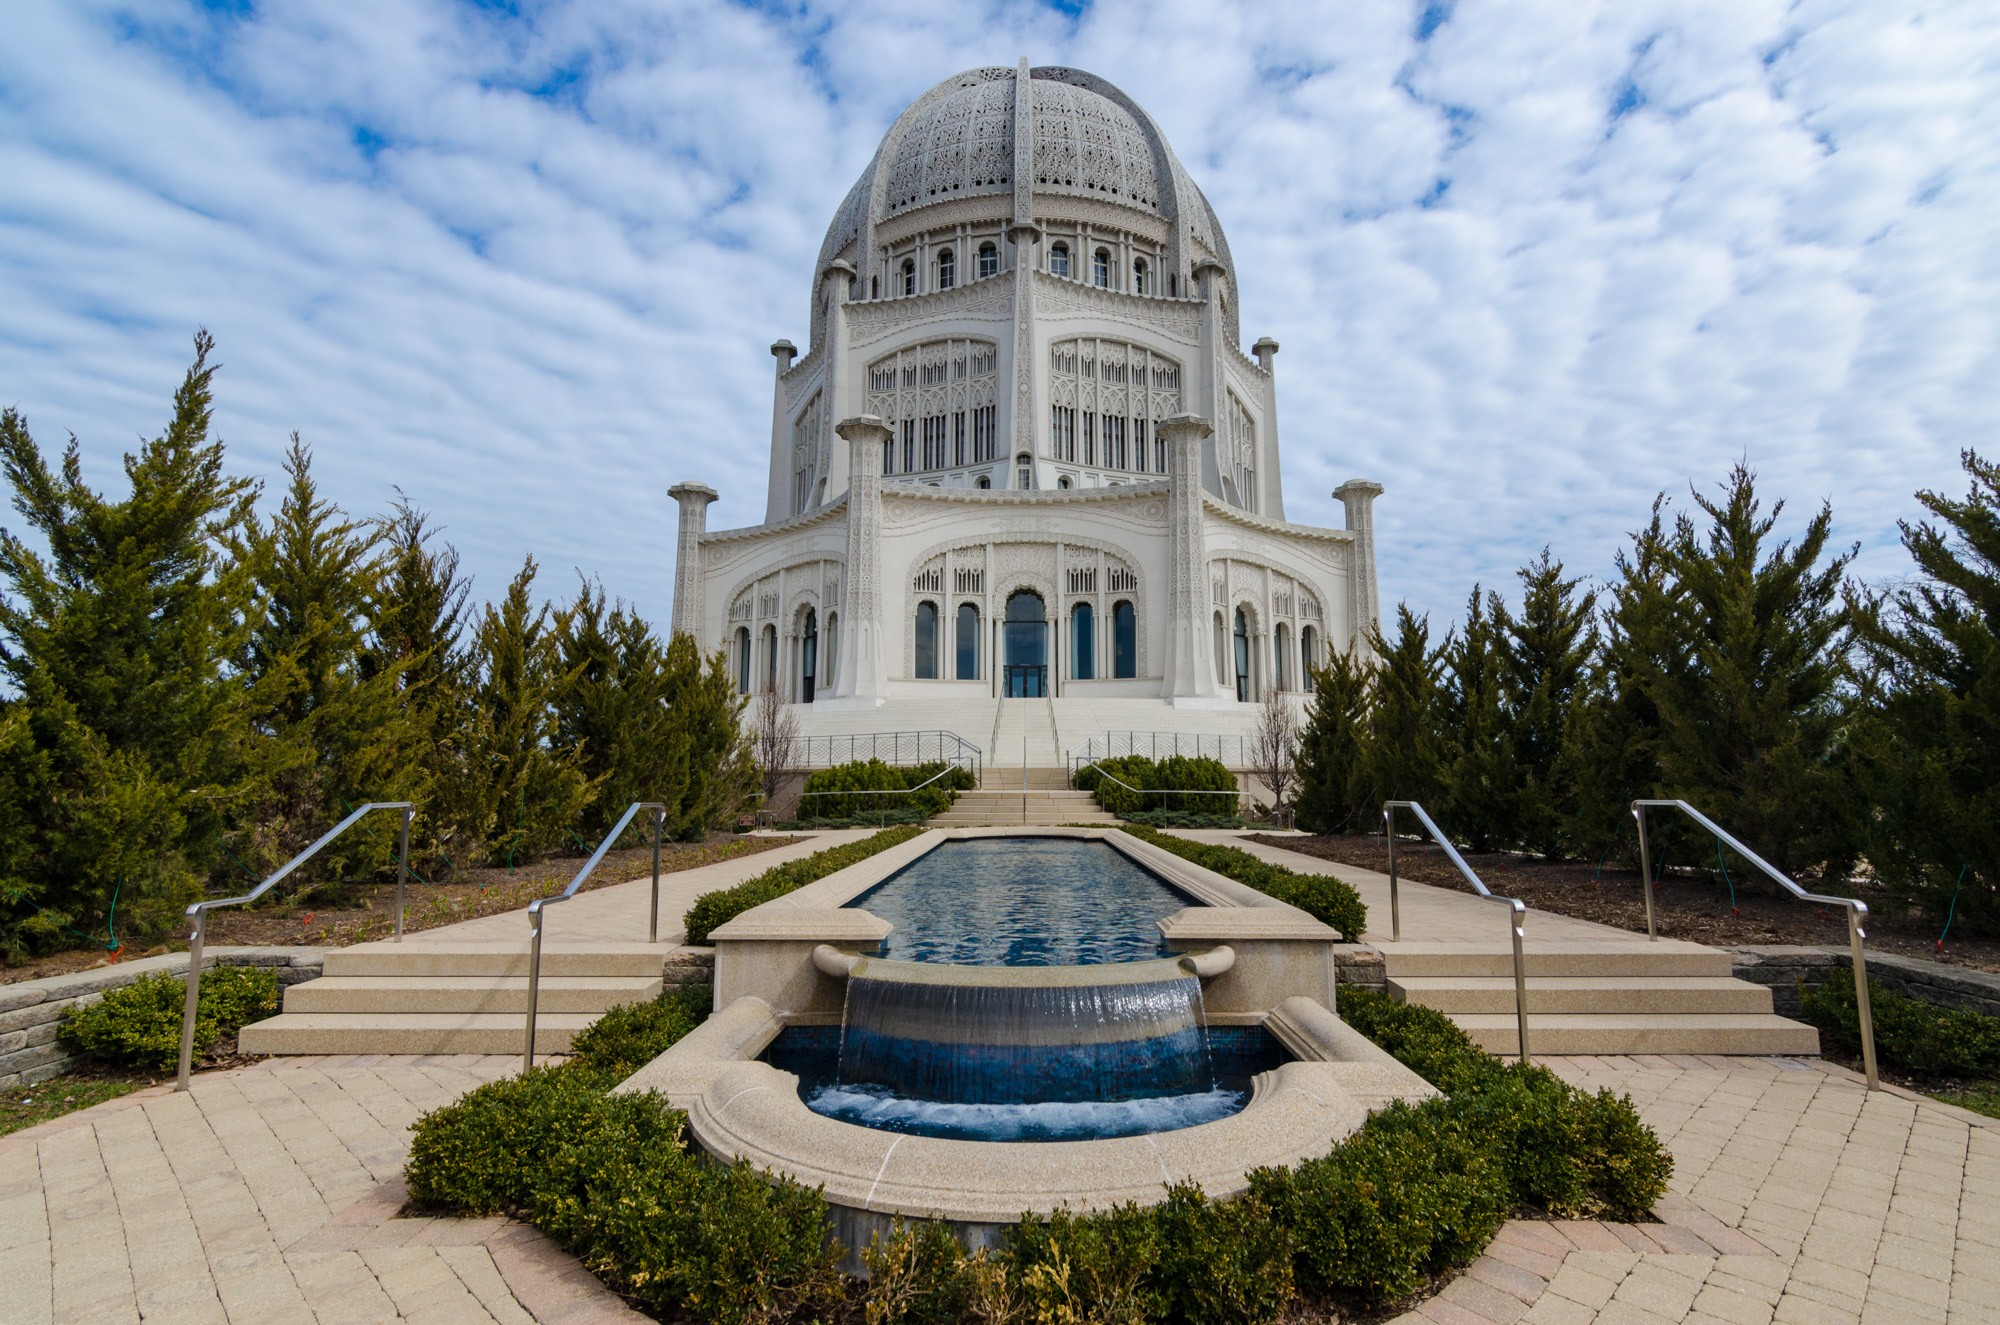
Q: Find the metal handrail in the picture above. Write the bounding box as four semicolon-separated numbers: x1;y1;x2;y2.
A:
796;730;982;781
1383;800;1531;1064
795;763;967;824
1071;758;1244;813
523;801;666;1070
1633;799;1877;1088
1067;730;1250;775
178;801;413;1090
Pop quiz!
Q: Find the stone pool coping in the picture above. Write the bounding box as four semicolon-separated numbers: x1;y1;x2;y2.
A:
614;993;1435;1226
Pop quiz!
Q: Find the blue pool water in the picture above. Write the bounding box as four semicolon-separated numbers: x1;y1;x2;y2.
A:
762;1025;1290;1142
847;837;1193;965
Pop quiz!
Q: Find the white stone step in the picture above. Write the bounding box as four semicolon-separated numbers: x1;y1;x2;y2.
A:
282;975;662;1015
1389;975;1774;1016
1449;1013;1819;1057
1380;942;1734;979
321;942;665;979
239;1012;594;1056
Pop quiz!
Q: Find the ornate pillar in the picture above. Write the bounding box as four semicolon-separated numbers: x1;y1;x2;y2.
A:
1335;479;1385;654
1252;336;1285;520
827;416;892;708
668;482;718;642
1160;415;1229;706
764;340;795;521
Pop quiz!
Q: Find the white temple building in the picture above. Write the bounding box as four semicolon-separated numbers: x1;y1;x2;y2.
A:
669;61;1383;766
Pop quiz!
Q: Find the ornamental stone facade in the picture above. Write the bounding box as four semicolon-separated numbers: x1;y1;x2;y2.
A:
672;61;1383;731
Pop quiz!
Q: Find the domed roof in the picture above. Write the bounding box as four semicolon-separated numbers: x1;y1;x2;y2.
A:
815;64;1232;295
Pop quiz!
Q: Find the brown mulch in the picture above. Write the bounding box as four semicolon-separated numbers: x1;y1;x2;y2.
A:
1;834;804;986
1249;834;2000;974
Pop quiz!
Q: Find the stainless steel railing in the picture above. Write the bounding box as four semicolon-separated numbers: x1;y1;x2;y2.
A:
1383;800;1531;1064
1067;730;1250;775
1071;759;1245;815
1633;799;1877;1088
796;730;982;781
522;801;666;1070
178;801;413;1090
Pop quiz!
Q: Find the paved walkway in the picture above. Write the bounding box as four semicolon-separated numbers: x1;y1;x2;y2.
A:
4;1052;1993;1323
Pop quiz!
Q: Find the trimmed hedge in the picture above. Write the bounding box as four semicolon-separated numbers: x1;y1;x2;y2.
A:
682;824;926;944
1120;823;1368;941
1075;754;1239;816
1801;975;2000;1079
796;759;973;821
565;983;712;1083
58;965;279;1071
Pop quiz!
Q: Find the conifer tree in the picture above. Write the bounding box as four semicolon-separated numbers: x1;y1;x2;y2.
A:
1291;651;1375;835
1365;605;1447;818
1437;587;1518;850
553;580;679;840
1497;550;1598;856
0;331;258;945
1853;450;2000;933
657;630;755;838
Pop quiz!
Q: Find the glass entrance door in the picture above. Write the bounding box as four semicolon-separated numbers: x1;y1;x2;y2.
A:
1003;591;1047;697
800;608;817;703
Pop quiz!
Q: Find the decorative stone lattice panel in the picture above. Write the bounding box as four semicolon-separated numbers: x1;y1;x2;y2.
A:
865;339;1000;475
1048;337;1182;477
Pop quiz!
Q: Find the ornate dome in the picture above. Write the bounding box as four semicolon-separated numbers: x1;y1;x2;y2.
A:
815;64;1232;294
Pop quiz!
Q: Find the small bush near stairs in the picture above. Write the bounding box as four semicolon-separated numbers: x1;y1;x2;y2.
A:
57;966;278;1071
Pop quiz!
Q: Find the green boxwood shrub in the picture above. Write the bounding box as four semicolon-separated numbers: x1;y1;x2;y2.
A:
1801;975;2000;1079
1119;824;1368;941
682;824;925;943
58;964;279;1071
565;983;712;1084
797;759;974;820
1075;755;1239;817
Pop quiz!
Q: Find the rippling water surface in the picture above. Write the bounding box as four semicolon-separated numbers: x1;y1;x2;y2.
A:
847;837;1192;965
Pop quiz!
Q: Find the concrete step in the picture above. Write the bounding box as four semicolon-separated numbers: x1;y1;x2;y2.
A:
282;975;662;1015
238;1012;594;1056
982;768;1075;791
1390;976;1774;1016
1450;1013;1820;1057
1380;942;1734;979
321;942;666;979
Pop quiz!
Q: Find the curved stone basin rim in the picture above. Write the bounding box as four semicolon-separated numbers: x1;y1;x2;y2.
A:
811;944;1236;984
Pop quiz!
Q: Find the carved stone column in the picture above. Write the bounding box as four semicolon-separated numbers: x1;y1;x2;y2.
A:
1335;479;1385;654
827;416;891;708
1160;415;1229;706
668;482;718;642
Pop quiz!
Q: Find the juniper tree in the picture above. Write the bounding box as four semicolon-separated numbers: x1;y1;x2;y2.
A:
659;630;755;839
1853;450;2000;933
1437;587;1518;850
1291;651;1375;835
1364;605;1448;822
0;331;259;945
1496;551;1598;857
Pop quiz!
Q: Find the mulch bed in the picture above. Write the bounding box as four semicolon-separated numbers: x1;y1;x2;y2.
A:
2;834;802;985
1249;834;2000;974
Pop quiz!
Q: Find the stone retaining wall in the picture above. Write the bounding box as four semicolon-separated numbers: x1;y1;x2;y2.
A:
1334;945;1386;993
1731;945;2000;1019
0;947;325;1087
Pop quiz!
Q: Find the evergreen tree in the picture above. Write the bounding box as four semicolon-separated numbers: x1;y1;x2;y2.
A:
1853;450;2000;934
553;580;677;840
1291;651;1375;835
1497;550;1598;856
656;630;755;839
0;331;259;945
1647;466;1858;880
465;558;595;866
1437;587;1518;850
237;436;410;877
1365;605;1448;820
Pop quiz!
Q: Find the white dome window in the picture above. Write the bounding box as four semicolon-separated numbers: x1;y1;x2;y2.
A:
937;248;955;290
901;259;916;296
977;242;998;279
1050;243;1071;278
1133;256;1150;295
1093;248;1111;288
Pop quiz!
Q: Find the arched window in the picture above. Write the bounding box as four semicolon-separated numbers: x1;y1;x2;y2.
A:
1016;452;1032;490
1112;600;1136;678
901;259;916;296
1300;624;1317;682
735;627;752;694
1133;257;1149;294
1072;602;1095;680
800;608;819;703
824;612;839;690
1057;475;1072;489
914;601;939;679
871;275;879;298
937;248;955;290
976;475;991;489
1050;244;1070;278
1233;608;1252;702
977;243;998;279
956;603;979;680
1093;248;1111;287
762;623;778;693
1274;622;1289;692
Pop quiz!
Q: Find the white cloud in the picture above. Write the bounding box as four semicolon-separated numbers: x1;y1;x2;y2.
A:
0;0;1995;639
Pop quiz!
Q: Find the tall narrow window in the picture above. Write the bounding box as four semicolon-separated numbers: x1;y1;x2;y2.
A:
1133;257;1150;294
1016;453;1032;490
763;623;778;693
1072;602;1095;680
901;259;916;296
801;609;819;703
1050;244;1070;278
956;603;979;680
1093;248;1111;287
1112;601;1136;678
977;243;998;279
1233;608;1251;702
1300;624;1318;679
953;412;966;466
937;248;955;290
1274;622;1290;692
824;613;839;690
736;627;752;694
914;602;939;679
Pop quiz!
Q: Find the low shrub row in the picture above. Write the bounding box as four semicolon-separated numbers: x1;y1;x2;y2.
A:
1073;754;1239;816
1801;975;2000;1079
1122;809;1245;829
1119;823;1369;941
682;825;926;944
796;759;975;821
58;965;280;1071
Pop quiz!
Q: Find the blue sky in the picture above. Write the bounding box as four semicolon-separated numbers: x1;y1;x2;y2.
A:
2;0;1996;634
